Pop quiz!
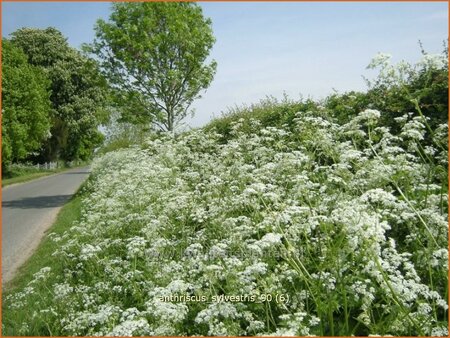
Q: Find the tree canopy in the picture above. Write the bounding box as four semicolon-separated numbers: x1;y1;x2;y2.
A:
1;39;51;168
90;2;217;131
11;27;109;162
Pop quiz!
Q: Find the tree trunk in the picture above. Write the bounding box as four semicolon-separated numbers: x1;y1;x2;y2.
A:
167;109;174;131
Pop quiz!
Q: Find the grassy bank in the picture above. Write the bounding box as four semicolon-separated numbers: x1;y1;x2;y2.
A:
2;193;84;335
2;162;91;187
2;169;62;187
2;52;447;336
3;104;447;335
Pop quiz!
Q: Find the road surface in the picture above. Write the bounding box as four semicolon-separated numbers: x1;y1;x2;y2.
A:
2;167;90;285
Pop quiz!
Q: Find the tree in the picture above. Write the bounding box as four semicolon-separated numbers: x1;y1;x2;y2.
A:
1;40;51;169
90;1;217;131
11;27;109;162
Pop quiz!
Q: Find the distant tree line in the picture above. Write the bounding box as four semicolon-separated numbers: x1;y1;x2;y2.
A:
2;27;109;172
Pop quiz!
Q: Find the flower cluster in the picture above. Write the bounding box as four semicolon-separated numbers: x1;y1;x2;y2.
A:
3;107;448;336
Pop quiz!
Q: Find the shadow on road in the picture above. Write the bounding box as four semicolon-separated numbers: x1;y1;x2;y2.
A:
2;194;73;209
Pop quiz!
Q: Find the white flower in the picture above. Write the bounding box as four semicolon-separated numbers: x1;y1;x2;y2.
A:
80;244;102;261
258;233;283;248
53;283;73;299
107;318;151;336
5;92;447;336
126;236;147;258
367;52;392;69
358;109;381;124
419;54;447;70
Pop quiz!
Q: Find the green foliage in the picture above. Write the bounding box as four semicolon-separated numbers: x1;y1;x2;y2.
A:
2;194;84;336
10;28;109;162
2;163;63;187
2;48;448;336
323;91;368;125
3;104;447;336
364;50;448;132
90;1;217;131
204;96;320;143
1;40;51;168
97;110;155;154
324;48;448;134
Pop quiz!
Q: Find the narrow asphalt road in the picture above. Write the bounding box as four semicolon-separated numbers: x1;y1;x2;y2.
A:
2;166;91;285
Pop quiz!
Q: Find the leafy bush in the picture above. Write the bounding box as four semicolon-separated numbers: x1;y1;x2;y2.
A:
325;48;448;134
204;95;320;143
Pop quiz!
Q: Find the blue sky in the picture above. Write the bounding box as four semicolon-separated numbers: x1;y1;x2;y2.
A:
2;1;448;128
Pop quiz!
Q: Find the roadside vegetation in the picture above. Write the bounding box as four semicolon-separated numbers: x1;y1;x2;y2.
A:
2;2;216;181
2;192;84;293
2;193;84;337
2;49;447;336
1;162;91;187
2;166;61;187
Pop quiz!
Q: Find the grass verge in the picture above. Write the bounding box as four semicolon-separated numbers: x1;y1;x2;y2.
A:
2;162;91;187
2;169;63;187
2;191;84;335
